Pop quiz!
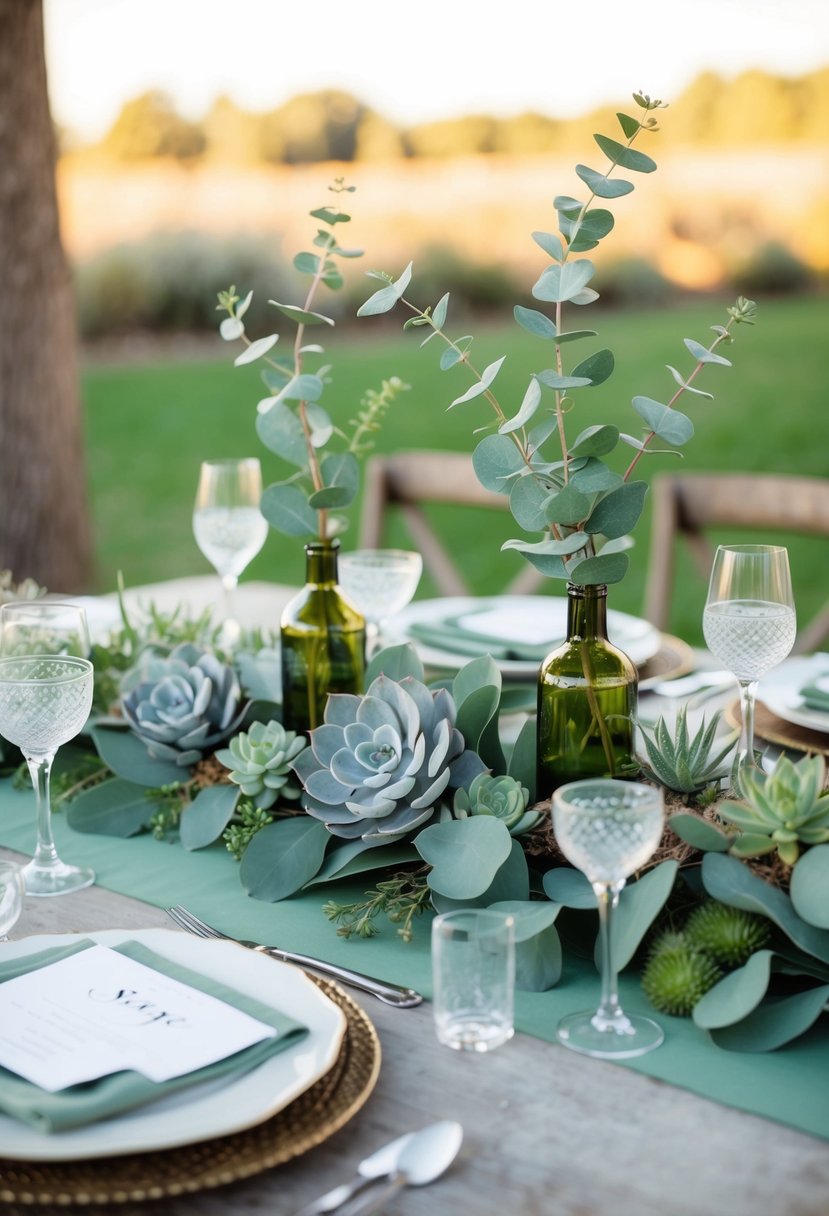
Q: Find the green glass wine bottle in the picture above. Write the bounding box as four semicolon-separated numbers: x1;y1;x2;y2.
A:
280;540;366;734
536;583;637;799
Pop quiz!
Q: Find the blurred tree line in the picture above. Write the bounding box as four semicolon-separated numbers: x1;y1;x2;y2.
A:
78;66;829;164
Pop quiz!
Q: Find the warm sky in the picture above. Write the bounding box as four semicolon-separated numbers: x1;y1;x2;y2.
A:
45;0;829;140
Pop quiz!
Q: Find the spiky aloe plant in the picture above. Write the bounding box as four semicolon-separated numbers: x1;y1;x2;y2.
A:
717;754;829;865
638;706;737;796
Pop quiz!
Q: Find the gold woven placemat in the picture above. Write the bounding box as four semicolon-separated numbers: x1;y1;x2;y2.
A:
638;633;696;689
726;699;829;757
0;976;381;1207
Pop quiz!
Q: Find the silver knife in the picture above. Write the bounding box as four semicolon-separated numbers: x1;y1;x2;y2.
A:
291;1131;415;1216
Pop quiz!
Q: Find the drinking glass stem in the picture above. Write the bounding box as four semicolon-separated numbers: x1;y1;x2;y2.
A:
221;574;238;623
734;678;759;786
592;879;628;1032
26;752;59;872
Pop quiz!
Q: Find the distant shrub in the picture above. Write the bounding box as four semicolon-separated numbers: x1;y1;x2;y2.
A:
592;257;677;308
730;241;818;296
75;232;292;338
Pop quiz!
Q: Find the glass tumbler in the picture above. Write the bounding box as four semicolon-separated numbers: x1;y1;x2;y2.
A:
432;908;515;1052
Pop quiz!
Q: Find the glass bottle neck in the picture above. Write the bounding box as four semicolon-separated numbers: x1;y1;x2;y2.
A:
304;541;339;587
566;583;608;641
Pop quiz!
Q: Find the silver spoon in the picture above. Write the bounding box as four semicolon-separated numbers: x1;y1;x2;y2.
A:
338;1120;464;1216
291;1131;415;1216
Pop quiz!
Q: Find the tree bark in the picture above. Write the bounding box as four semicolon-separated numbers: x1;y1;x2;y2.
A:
0;0;92;592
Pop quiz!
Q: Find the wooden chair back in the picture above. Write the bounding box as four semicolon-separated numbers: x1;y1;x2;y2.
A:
359;450;545;596
645;472;829;653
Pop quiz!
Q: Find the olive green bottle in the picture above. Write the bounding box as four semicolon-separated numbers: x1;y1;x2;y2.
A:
280;540;366;734
536;583;637;799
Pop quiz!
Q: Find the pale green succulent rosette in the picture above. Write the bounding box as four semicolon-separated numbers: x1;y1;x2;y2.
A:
215;719;306;808
453;771;540;836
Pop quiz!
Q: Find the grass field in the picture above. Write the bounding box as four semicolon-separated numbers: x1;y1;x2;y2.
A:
81;293;829;646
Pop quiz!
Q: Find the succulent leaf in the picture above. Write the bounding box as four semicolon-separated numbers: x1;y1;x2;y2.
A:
717;755;829;862
638;706;736;795
215;719;306;809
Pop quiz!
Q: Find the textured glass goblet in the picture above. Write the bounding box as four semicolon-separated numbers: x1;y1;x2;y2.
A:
553;778;665;1059
0;602;95;897
338;549;423;655
0;861;25;938
703;544;796;780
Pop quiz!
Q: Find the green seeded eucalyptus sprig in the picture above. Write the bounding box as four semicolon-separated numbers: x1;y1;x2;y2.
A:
358;95;757;587
217;179;408;542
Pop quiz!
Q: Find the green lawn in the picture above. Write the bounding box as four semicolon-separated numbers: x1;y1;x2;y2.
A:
81;294;829;646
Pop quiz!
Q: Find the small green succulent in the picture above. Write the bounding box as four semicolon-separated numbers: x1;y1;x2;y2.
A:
215;719;306;809
641;932;722;1016
717;754;829;865
684;900;770;968
638;705;736;795
453;772;540;836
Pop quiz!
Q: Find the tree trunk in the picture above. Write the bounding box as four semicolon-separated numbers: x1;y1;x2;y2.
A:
0;0;92;592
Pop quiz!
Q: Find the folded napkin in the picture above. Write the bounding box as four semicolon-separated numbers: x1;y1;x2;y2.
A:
406;612;557;663
799;675;829;714
0;938;309;1134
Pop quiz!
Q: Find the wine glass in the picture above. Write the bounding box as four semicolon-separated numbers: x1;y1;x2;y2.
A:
337;549;423;655
0;860;25;938
553;778;665;1059
193;458;268;644
0;602;94;896
703;544;796;779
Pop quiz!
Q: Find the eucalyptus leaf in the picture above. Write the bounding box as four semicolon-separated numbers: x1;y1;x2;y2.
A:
306;402;334;445
255;399;308;467
366;643;425;684
532;260;595;304
584;481;647;539
684;338;732;366
531;231;566;261
513;305;557;339
66;777;157;837
452;654;501;718
502;531;590;558
240;817;330;901
500;377;542;434
320;451;359;502
708;985;829;1052
180;784;240;851
570;348;615;387
570;288;600;306
507;717;537;803
91;727;185;788
509;474;552;531
260;483;317;537
417;816;513;899
278;373;324;403
569;424;619;459
451;356;505;407
307;485;352;509
534;370;592;391
693;949;776;1029
357;262;413;316
545;483;593;526
220;316;244;341
431;292;450;329
632;396;695;446
305;841;419;886
293;251;320;275
472;433;526;494
575;165;635;198
569;459;622;495
542;866;595;909
593;134;657;173
490;900;563;991
789;845;829;928
606;861;679;972
616;112;640;138
234;334;278;366
666;365;714;399
269;302;335;326
567;551;629;585
430;839;530;911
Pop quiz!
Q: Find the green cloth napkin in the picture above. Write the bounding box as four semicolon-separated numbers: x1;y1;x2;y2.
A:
407;611;556;662
0;938;309;1134
799;677;829;713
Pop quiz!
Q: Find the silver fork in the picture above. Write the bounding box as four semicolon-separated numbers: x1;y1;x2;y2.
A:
166;905;423;1008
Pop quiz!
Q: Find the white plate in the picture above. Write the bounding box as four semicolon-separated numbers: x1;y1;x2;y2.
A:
0;928;346;1161
759;653;829;734
391;595;663;679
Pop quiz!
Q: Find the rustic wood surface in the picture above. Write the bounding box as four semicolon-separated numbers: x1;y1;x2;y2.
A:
2;846;828;1216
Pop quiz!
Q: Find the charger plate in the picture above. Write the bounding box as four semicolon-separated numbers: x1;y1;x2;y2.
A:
0;974;380;1206
726;699;829;757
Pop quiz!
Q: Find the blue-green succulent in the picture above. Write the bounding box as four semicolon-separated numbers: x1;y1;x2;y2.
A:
215;719;306;809
453;772;540;836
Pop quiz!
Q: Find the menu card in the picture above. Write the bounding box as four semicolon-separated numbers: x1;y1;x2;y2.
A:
0;944;277;1091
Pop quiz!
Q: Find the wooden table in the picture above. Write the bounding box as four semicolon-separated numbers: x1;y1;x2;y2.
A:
3;845;829;1216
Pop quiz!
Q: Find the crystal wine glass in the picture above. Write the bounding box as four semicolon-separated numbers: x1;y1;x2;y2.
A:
553;778;665;1059
703;544;796;778
193;458;268;643
338;549;423;655
0;602;94;896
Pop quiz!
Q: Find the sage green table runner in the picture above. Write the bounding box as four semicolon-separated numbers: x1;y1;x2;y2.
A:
1;780;827;1142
